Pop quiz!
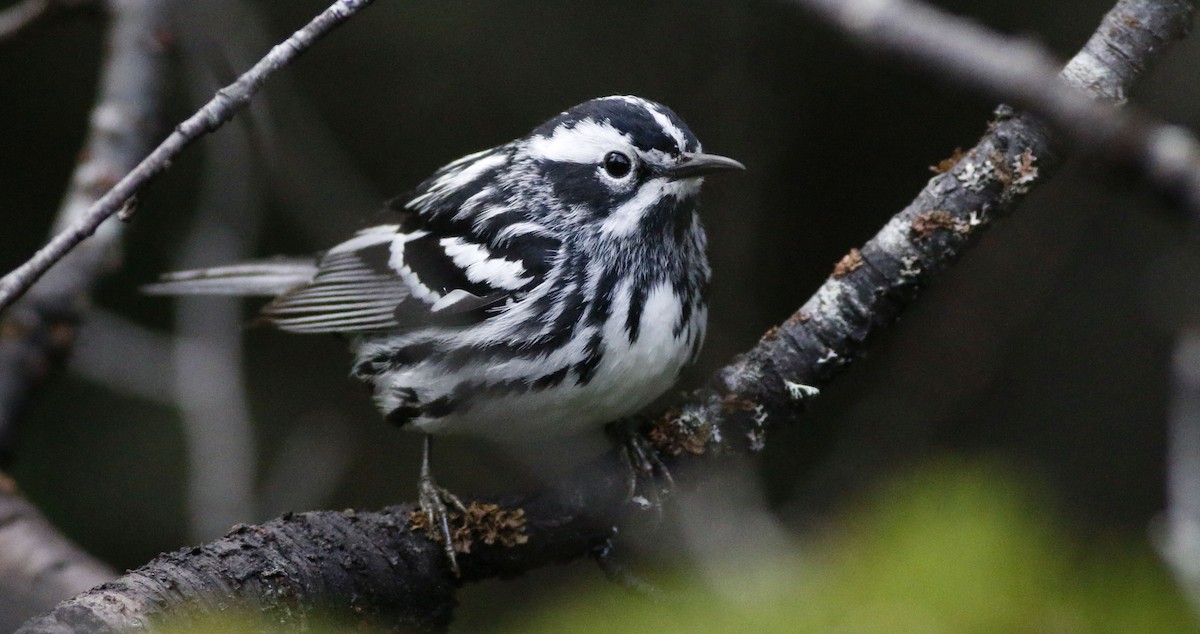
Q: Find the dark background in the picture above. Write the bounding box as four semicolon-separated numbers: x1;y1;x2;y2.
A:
2;0;1197;626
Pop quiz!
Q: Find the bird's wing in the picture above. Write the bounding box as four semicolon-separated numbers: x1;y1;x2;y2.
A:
261;218;558;334
259;225;409;333
265;145;561;334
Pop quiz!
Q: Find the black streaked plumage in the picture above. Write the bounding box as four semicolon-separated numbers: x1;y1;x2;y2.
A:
146;95;743;574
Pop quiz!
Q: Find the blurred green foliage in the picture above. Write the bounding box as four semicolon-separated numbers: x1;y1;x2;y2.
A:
512;461;1197;633
157;460;1197;632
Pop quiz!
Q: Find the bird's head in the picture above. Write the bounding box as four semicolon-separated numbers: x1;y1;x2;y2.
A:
514;95;744;238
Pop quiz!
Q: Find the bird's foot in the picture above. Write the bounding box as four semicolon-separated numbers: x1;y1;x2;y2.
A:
607;418;675;513
417;474;468;576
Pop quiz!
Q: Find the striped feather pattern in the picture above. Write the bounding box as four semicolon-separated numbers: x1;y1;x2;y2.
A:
151;96;727;443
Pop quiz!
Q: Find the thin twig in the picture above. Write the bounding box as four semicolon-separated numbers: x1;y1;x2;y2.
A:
0;0;378;314
790;0;1200;219
17;1;1197;630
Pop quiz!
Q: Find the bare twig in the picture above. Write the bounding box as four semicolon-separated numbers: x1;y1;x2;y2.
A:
0;0;95;42
790;0;1200;219
17;1;1196;630
0;0;378;313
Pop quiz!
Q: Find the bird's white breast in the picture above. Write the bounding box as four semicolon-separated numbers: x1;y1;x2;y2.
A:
398;279;699;442
582;279;693;419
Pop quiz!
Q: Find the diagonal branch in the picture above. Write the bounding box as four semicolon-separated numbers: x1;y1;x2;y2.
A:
790;0;1200;219
0;477;114;633
0;0;378;314
16;0;1196;631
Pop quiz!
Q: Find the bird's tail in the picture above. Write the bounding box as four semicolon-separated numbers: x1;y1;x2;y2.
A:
142;258;318;296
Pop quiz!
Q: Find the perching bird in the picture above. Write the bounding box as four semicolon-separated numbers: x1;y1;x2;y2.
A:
147;95;744;573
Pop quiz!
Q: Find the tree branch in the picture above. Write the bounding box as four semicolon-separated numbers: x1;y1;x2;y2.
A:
0;0;167;623
0;0;96;42
16;0;1196;631
0;0;378;314
1162;329;1200;612
0;0;169;463
0;476;114;633
790;0;1200;219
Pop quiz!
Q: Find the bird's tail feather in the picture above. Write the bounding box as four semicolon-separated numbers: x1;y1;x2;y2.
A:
143;258;318;296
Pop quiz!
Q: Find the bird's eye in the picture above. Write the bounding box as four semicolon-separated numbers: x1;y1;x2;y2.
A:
602;151;633;179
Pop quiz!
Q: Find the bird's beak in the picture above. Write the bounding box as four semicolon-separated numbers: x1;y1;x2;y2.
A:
662;152;746;181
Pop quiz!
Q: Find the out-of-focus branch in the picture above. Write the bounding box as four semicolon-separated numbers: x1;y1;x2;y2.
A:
0;0;378;313
789;0;1200;219
0;0;169;462
68;309;174;405
1162;330;1200;610
18;1;1196;630
0;476;114;633
0;0;167;624
169;6;267;540
0;0;96;42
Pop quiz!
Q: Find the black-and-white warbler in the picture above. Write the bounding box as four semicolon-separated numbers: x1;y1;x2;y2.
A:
148;95;743;573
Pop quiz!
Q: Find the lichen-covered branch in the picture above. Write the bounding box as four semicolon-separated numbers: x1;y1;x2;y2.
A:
16;1;1195;631
656;0;1198;462
0;0;378;314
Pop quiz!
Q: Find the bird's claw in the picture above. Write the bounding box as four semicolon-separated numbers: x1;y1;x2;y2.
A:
609;418;675;514
418;473;467;576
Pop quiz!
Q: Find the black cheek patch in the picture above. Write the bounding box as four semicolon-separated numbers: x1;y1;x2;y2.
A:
541;161;620;212
639;193;697;243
